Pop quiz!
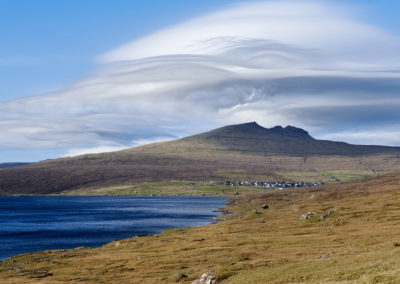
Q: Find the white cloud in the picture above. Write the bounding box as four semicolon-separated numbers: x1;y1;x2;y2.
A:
63;137;173;157
64;145;129;157
319;127;400;146
1;0;400;159
100;1;399;66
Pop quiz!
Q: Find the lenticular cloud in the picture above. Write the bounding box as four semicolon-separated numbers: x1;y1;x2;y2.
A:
1;0;400;157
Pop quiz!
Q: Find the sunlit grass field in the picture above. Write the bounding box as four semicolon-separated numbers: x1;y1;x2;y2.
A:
2;172;400;283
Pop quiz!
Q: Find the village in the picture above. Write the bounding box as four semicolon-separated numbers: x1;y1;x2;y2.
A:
210;180;324;189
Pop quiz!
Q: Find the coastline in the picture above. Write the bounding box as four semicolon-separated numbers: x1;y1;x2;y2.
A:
3;176;400;282
0;195;228;261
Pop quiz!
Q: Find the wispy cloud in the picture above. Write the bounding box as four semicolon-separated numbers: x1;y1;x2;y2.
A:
63;136;173;157
1;0;400;160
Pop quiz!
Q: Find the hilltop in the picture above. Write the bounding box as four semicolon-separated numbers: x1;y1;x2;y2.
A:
178;122;399;156
1;122;400;195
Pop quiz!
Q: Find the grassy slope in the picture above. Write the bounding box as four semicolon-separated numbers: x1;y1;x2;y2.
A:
2;173;400;283
2;122;400;195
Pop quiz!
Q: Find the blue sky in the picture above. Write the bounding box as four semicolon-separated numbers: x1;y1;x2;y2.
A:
0;0;242;100
2;0;400;101
1;0;400;162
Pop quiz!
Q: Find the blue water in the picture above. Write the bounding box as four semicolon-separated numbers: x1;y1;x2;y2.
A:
0;196;226;260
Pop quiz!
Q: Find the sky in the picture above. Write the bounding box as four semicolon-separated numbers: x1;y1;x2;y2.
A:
1;0;400;162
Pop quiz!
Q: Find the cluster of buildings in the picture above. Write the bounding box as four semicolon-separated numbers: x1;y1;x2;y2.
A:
210;180;324;189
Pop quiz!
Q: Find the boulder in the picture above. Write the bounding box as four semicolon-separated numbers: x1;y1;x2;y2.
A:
174;273;188;279
299;211;318;220
320;253;332;259
192;272;217;284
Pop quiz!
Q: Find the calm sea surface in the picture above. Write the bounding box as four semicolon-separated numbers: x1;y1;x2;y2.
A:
0;196;226;260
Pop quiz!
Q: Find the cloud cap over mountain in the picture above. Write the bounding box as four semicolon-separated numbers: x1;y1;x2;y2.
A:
1;0;400;161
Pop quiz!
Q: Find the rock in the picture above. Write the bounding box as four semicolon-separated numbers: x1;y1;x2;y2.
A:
262;204;269;209
115;242;120;247
174;273;188;279
192;272;217;284
320;253;332;259
299;214;309;220
299;211;318;220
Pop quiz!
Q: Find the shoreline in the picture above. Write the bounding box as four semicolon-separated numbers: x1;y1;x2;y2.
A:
0;195;229;262
3;176;400;282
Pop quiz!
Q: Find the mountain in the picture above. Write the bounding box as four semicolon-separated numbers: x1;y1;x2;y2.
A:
1;122;400;195
179;122;399;156
0;162;31;169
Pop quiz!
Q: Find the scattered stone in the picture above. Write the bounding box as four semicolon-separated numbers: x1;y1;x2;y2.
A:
299;214;309;220
192;272;217;284
115;242;120;247
174;273;188;279
299;211;318;220
262;204;269;209
320;253;332;260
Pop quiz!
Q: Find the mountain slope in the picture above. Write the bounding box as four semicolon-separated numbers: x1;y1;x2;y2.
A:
0;162;31;169
1;122;400;195
176;122;400;156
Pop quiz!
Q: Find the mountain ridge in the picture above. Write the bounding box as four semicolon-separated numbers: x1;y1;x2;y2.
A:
1;122;400;195
174;122;400;156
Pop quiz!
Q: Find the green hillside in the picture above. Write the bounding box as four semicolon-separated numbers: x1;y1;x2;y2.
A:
1;122;400;195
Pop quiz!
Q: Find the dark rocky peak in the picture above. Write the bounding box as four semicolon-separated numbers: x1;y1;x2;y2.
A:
230;121;264;130
190;122;312;141
283;125;309;136
270;125;284;131
269;125;310;137
207;122;265;135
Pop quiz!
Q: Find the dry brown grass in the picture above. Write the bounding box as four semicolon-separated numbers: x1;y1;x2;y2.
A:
2;173;400;283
